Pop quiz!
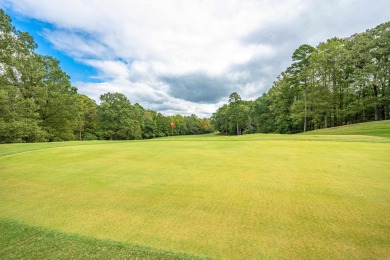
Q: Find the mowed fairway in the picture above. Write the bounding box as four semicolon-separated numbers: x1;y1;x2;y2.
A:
1;131;390;258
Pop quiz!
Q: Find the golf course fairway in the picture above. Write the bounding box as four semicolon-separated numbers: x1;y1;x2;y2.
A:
1;124;389;258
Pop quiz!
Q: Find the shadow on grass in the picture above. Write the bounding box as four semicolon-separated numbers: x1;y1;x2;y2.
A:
0;219;207;259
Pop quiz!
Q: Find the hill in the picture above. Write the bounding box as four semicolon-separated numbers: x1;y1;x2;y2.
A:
300;120;390;138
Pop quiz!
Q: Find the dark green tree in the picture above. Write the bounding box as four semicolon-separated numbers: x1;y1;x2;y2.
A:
290;44;315;131
75;94;98;140
98;92;136;140
228;92;243;135
250;93;274;133
0;9;78;142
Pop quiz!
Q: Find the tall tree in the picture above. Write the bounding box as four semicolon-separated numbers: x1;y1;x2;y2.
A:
0;9;78;142
0;9;44;142
228;92;243;135
37;56;79;141
290;44;315;131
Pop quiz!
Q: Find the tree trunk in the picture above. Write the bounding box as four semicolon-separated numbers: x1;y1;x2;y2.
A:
236;121;239;135
225;120;228;135
304;85;307;132
324;113;328;128
373;84;379;121
375;106;379;121
381;82;386;120
332;67;338;126
339;82;344;124
387;71;390;120
362;89;366;121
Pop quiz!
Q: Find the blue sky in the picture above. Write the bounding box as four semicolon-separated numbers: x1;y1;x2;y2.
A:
1;0;389;117
6;9;100;84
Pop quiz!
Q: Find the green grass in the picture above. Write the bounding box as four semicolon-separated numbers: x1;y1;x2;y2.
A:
0;219;202;259
1;125;390;259
300;120;390;137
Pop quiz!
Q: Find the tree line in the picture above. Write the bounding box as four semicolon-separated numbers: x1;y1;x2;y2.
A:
212;21;390;134
0;10;212;143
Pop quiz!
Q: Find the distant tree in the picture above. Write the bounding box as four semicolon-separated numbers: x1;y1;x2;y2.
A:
212;104;230;135
200;118;213;133
98;92;134;140
211;93;250;135
184;114;202;135
250;93;274;133
171;115;186;135
155;113;171;137
268;74;295;133
228;92;243;135
75;94;98;140
142;110;157;139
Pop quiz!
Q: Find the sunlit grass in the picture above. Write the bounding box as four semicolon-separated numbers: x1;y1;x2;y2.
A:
300;120;390;137
0;132;389;258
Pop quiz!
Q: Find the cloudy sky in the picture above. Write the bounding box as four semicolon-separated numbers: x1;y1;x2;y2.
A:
1;0;389;117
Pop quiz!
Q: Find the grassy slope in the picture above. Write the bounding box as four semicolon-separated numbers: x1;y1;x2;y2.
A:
300;120;390;137
0;125;389;259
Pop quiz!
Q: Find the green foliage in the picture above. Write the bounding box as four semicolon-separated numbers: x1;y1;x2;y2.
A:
98;92;137;140
250;94;274;133
212;93;251;135
75;94;98;140
95;92;212;140
0;9;78;143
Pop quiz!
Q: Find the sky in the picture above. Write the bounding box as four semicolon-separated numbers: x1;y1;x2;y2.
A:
1;0;389;117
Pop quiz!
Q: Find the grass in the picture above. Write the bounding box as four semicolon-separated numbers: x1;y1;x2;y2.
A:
0;121;389;259
0;219;202;259
300;120;390;137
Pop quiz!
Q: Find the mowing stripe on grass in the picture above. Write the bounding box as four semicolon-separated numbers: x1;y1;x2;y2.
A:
0;219;206;259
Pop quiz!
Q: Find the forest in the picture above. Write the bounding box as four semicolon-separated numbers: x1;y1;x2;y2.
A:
0;10;212;143
212;22;390;135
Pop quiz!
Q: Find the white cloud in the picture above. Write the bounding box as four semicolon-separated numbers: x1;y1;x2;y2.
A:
2;0;390;116
80;59;130;80
42;30;112;59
